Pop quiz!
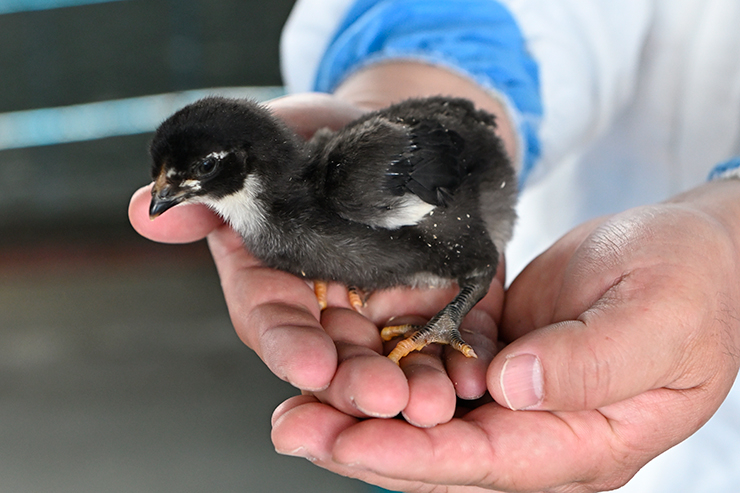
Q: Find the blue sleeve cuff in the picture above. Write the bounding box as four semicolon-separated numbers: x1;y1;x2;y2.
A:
313;0;542;185
708;156;740;180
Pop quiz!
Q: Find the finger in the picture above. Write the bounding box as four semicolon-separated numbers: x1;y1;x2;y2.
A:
325;387;704;492
207;226;338;391
313;307;409;418
272;398;447;493
273;387;712;492
324;282;364;310
273;400;481;493
490;267;714;411
128;184;222;243
501;219;600;342
272;397;504;493
330;412;507;487
266;93;366;139
445;307;499;400
398;350;457;427
272;396;360;461
328;405;609;491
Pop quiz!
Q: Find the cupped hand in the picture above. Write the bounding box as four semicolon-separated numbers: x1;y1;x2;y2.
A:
271;180;740;492
128;92;504;429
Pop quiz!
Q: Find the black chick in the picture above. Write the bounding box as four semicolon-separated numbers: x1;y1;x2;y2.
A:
148;96;517;363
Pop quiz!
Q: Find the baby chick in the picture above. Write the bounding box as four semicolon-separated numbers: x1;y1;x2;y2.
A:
149;96;517;363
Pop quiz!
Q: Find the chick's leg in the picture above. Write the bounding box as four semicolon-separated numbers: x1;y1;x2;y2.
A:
382;273;493;364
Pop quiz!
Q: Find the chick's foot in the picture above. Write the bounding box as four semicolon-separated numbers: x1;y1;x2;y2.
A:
382;317;477;364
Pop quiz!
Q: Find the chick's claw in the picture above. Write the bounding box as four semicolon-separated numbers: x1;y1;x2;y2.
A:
347;286;366;311
382;323;478;364
314;280;328;311
380;323;419;342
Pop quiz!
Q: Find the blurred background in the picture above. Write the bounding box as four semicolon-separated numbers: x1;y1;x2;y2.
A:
0;1;366;491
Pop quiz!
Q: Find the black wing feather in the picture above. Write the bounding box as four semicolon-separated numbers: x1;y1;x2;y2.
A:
402;119;465;205
312;97;487;227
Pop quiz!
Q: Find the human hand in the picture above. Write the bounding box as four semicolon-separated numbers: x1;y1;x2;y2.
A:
271;180;740;492
129;92;504;428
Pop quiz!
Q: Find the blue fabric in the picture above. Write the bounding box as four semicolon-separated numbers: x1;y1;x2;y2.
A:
313;0;542;185
708;156;740;180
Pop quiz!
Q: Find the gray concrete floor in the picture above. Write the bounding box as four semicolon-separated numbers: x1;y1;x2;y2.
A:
0;228;366;493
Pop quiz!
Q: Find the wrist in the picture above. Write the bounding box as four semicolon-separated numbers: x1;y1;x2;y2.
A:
667;179;740;252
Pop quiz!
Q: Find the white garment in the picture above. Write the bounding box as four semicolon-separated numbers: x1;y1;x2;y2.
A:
507;0;740;274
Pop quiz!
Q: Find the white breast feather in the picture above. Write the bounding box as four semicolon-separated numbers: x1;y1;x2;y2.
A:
373;194;435;229
207;175;267;238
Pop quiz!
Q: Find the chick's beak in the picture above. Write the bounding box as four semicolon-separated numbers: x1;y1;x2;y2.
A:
149;183;188;219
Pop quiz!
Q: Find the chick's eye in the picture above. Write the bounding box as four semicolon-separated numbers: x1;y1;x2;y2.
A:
196;156;219;177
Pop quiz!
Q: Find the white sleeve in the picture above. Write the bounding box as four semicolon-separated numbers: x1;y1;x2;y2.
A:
280;0;356;94
499;0;653;181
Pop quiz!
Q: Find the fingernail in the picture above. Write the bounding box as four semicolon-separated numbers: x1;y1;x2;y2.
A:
500;354;543;410
275;445;314;461
350;396;400;419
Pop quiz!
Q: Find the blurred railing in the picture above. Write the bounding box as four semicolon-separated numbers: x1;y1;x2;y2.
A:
0;0;125;15
0;86;284;150
0;0;294;230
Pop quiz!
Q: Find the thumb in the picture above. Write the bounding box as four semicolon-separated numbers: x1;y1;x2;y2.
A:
128;184;222;244
487;273;696;411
